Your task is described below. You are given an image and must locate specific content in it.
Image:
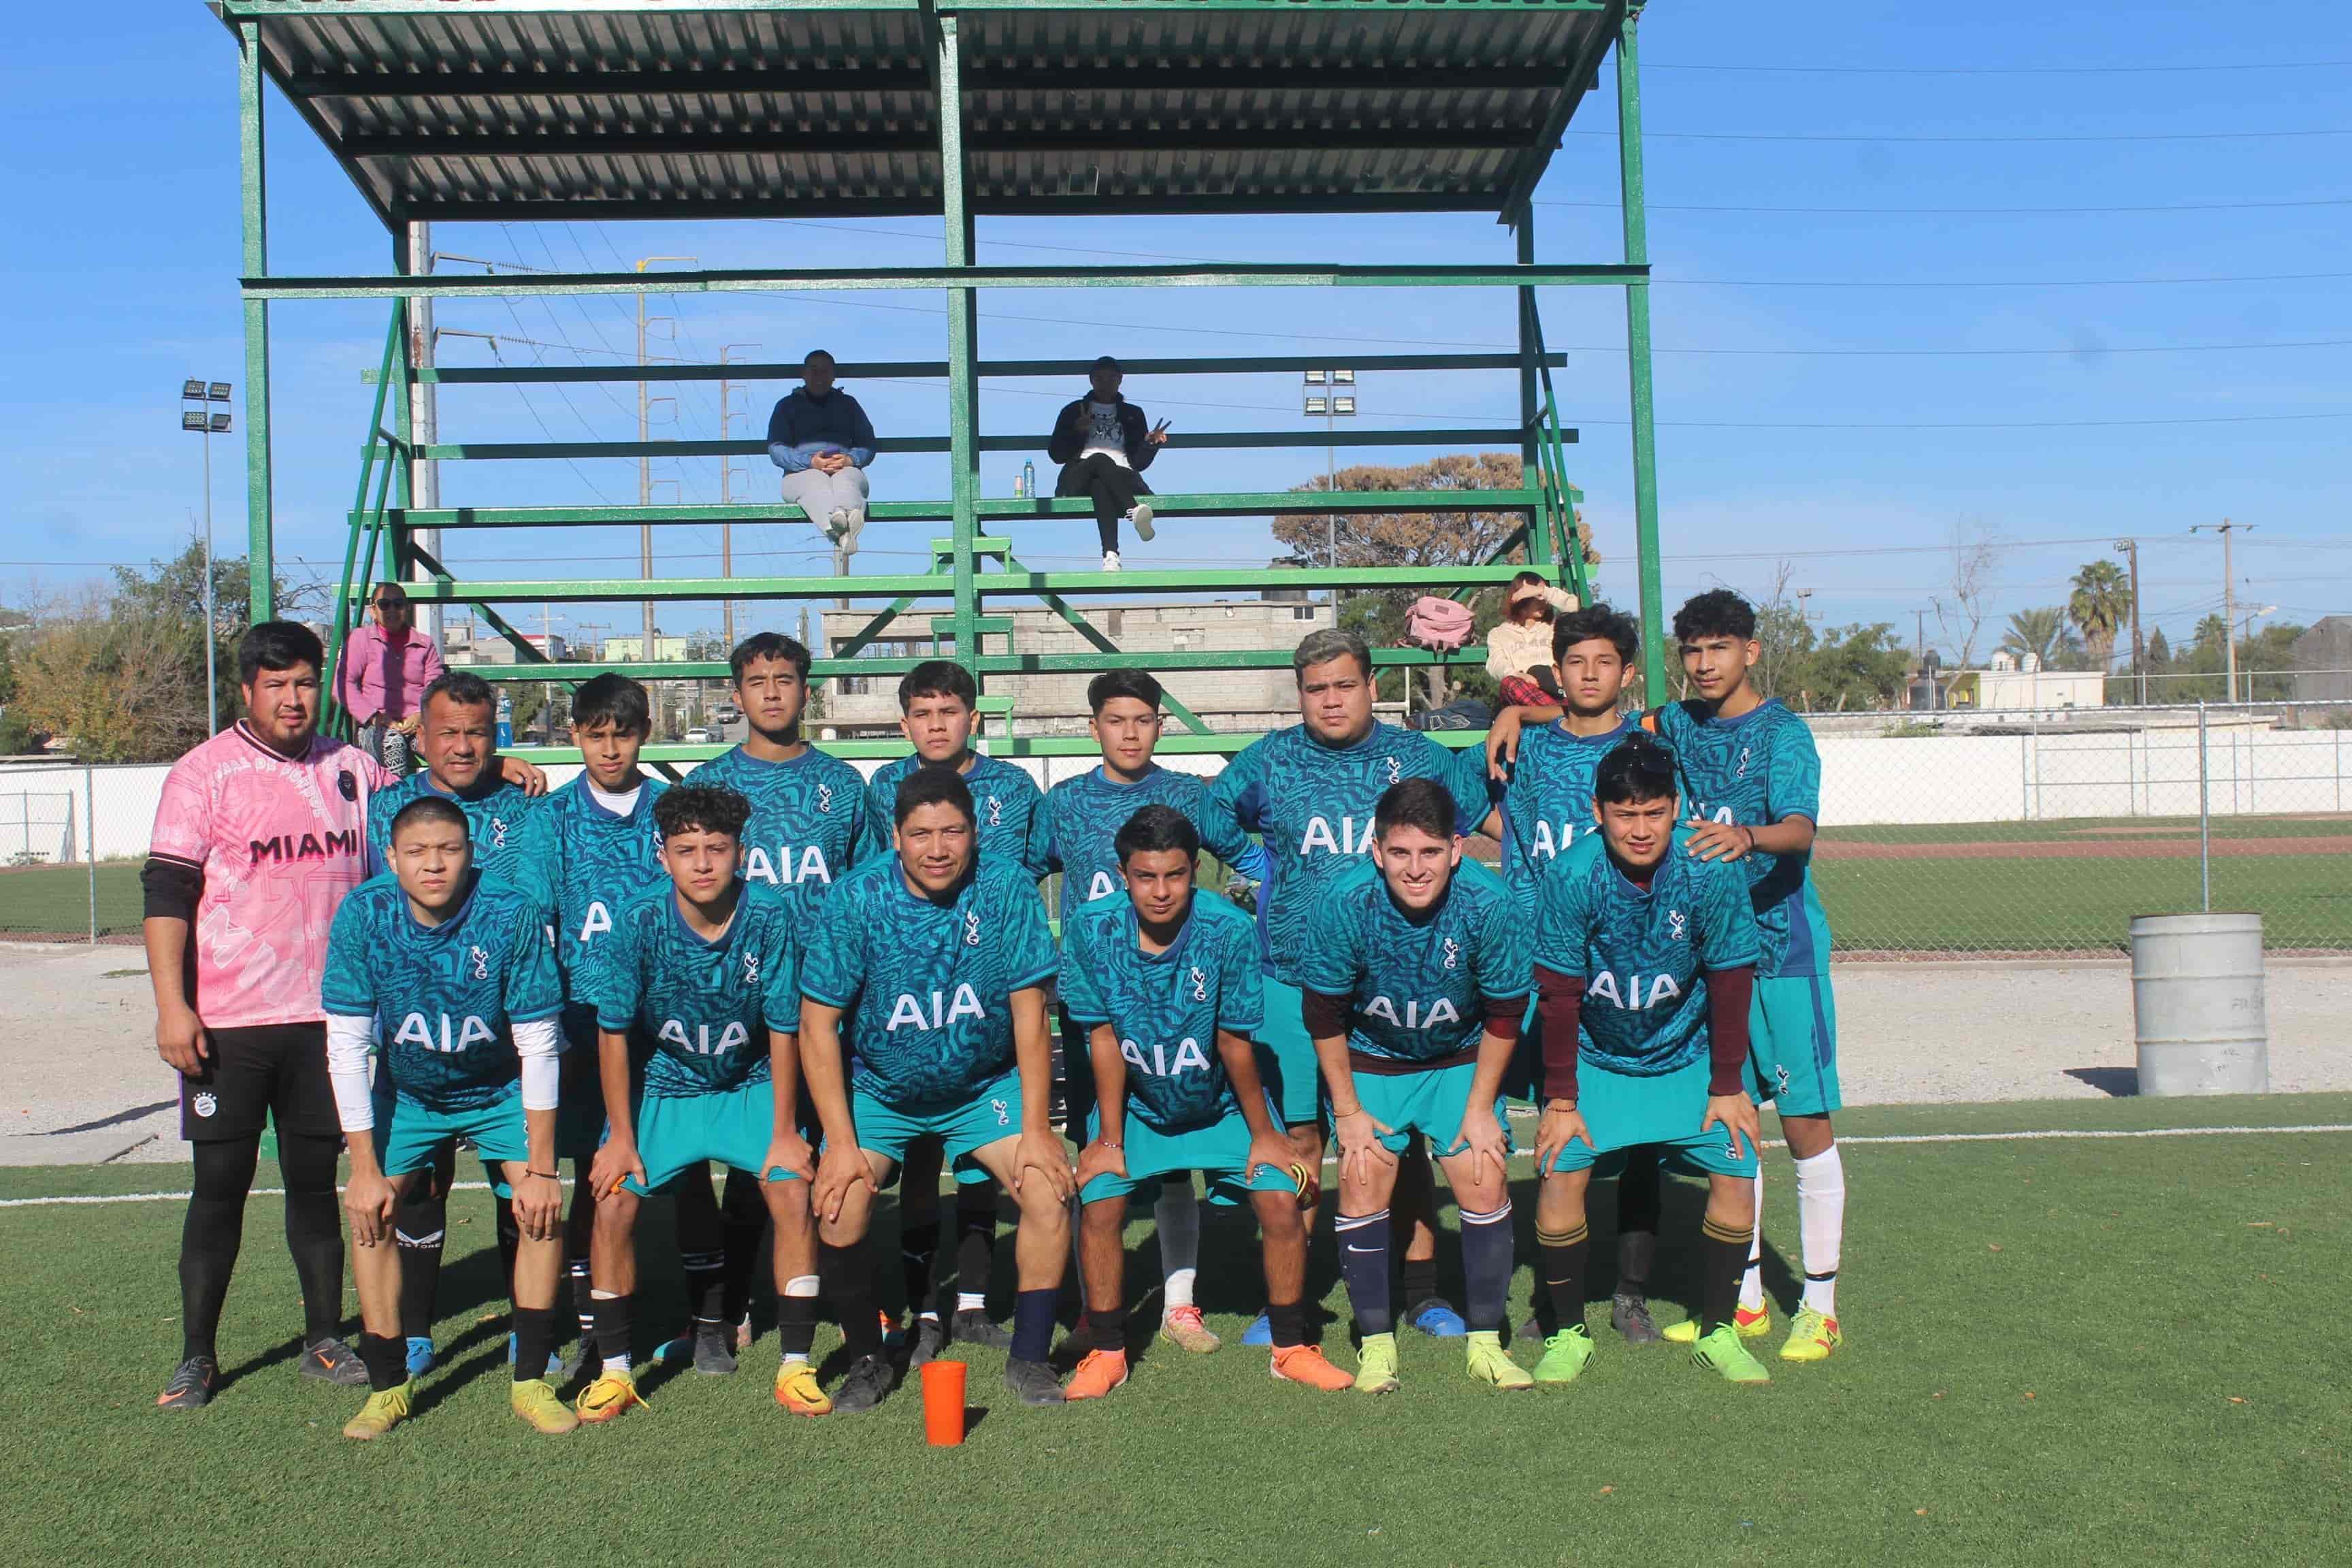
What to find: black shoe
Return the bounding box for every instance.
[952,1309,1013,1350]
[1612,1292,1662,1345]
[300,1336,370,1386]
[832,1354,896,1415]
[910,1316,949,1365]
[157,1355,218,1409]
[1004,1356,1065,1407]
[1518,1313,1546,1343]
[693,1324,739,1375]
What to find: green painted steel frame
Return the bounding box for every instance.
[242,0,1665,754]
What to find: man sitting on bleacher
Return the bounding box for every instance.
[767,349,877,573]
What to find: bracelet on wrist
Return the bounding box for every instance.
[525,1168,561,1181]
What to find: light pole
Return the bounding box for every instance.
[179,379,233,734]
[718,342,762,651]
[1303,369,1356,607]
[2114,538,2145,705]
[2233,604,2278,702]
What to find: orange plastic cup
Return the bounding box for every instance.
[921,1358,968,1447]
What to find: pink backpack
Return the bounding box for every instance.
[1405,595,1476,651]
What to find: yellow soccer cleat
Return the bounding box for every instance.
[1665,1302,1769,1344]
[774,1361,832,1417]
[574,1367,648,1424]
[1779,1306,1844,1362]
[341,1380,415,1441]
[1466,1330,1533,1391]
[510,1378,579,1435]
[1353,1331,1400,1394]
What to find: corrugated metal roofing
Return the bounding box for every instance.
[231,2,1615,225]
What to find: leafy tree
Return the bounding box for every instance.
[2146,627,2172,669]
[1999,606,2073,668]
[1796,622,1912,711]
[2067,559,2132,672]
[12,593,214,762]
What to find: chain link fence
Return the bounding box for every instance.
[5,702,2346,953]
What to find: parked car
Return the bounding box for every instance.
[683,726,715,745]
[714,704,742,725]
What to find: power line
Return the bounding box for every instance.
[1569,125,2352,144]
[1661,270,2352,288]
[1536,196,2352,216]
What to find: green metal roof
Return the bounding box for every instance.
[215,0,1619,227]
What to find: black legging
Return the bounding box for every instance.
[1055,454,1149,553]
[180,1131,345,1362]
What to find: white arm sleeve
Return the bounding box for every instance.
[514,1017,562,1112]
[325,1014,377,1133]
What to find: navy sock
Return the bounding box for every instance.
[1011,1288,1058,1364]
[1337,1209,1394,1336]
[1459,1200,1516,1332]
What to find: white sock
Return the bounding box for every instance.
[1793,1146,1846,1318]
[956,1292,985,1314]
[1737,1167,1765,1313]
[1156,1181,1201,1310]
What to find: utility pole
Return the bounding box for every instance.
[718,342,760,652]
[2114,537,2145,705]
[406,222,442,646]
[180,380,233,734]
[2191,519,2253,704]
[635,256,696,669]
[1303,370,1356,609]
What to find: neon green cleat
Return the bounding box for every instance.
[1780,1307,1843,1362]
[1533,1324,1598,1386]
[1665,1302,1769,1344]
[574,1367,648,1424]
[342,1380,415,1441]
[1354,1331,1400,1394]
[1690,1322,1771,1385]
[1466,1330,1533,1391]
[510,1377,579,1435]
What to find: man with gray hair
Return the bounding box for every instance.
[1203,627,1493,1344]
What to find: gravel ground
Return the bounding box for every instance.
[2,942,2346,1166]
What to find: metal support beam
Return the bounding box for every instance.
[938,14,984,702]
[1617,6,1667,702]
[377,351,1566,388]
[389,426,1544,463]
[1512,206,1554,573]
[238,23,274,623]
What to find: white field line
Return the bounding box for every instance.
[5,1122,2349,1209]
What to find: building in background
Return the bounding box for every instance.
[1946,652,2106,711]
[596,632,693,664]
[820,595,1336,738]
[2289,617,2352,702]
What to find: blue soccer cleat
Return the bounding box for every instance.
[1241,1311,1272,1346]
[404,1336,437,1378]
[1409,1298,1467,1337]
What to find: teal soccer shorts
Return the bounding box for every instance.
[1750,973,1842,1117]
[1077,1099,1298,1207]
[376,1081,529,1198]
[1539,1054,1759,1179]
[620,1075,789,1195]
[1350,1060,1510,1158]
[843,1071,1028,1175]
[1255,977,1325,1128]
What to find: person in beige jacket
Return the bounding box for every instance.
[1485,572,1581,706]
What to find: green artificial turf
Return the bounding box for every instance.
[6,1094,2346,1566]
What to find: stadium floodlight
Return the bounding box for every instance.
[181,411,208,431]
[1331,368,1355,386]
[178,377,233,735]
[1305,395,1329,416]
[1303,369,1328,385]
[207,382,233,402]
[181,378,206,400]
[1332,395,1356,416]
[209,413,232,433]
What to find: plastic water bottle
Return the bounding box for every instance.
[1022,459,1036,500]
[495,690,514,748]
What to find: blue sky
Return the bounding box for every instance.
[4,1,2347,662]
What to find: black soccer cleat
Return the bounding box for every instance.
[951,1309,1014,1351]
[831,1354,896,1415]
[692,1324,739,1375]
[1612,1292,1662,1345]
[910,1316,949,1365]
[1004,1356,1066,1407]
[157,1355,219,1409]
[300,1336,370,1386]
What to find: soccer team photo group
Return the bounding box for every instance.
[146,597,1846,1437]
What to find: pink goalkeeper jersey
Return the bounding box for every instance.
[149,723,392,1030]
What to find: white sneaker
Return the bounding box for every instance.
[1101,551,1122,572]
[1125,504,1155,542]
[824,506,849,541]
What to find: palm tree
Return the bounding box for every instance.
[1999,606,2069,668]
[2067,559,2132,672]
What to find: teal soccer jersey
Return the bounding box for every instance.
[1489,718,1633,910]
[508,774,668,1036]
[320,874,563,1111]
[365,772,540,882]
[860,751,1050,879]
[585,881,803,1099]
[1531,830,1761,1076]
[1205,722,1490,985]
[799,858,1058,1107]
[1294,858,1529,1064]
[1058,892,1264,1132]
[1043,765,1261,922]
[1652,698,1833,977]
[693,743,871,891]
